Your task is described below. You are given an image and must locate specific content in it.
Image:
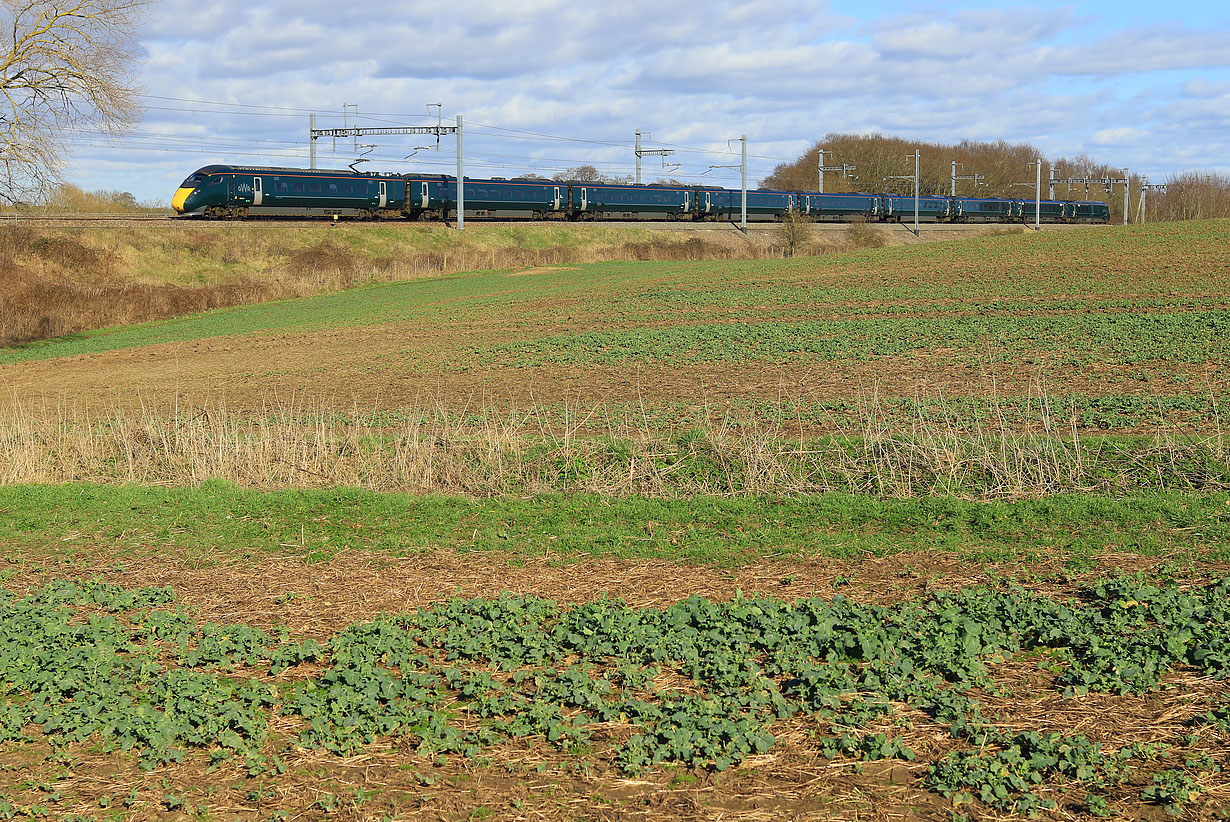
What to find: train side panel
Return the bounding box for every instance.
[801,193,879,220]
[573,183,691,220]
[1016,199,1067,223]
[955,198,1015,222]
[881,195,952,222]
[443,179,562,219]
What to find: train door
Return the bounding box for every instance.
[704,192,712,214]
[579,187,588,212]
[553,186,563,211]
[683,191,690,214]
[253,177,263,206]
[419,182,429,208]
[378,181,387,209]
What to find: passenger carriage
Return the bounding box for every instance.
[880,195,953,222]
[954,198,1016,223]
[1015,199,1067,223]
[173,165,404,219]
[799,193,880,220]
[698,188,794,221]
[570,183,692,220]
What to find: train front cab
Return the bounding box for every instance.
[172,164,233,215]
[172,170,207,214]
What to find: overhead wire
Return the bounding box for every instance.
[137,93,797,160]
[77,100,788,187]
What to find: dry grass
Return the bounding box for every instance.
[844,217,888,249]
[2,391,1224,499]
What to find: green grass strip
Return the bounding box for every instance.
[2,482,1227,567]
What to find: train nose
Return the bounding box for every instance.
[172,187,196,213]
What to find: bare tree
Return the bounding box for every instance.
[1,0,151,204]
[777,208,808,258]
[553,164,604,182]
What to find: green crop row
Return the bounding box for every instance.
[2,577,1229,816]
[495,309,1230,367]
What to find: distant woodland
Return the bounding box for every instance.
[762,133,1230,224]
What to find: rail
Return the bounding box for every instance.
[0,211,172,222]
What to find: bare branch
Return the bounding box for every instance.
[0,0,153,203]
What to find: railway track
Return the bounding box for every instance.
[2,212,1103,233]
[2,212,172,223]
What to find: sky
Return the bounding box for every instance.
[65,0,1230,204]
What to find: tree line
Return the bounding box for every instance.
[762,133,1230,224]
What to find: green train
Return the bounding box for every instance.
[172,164,1111,223]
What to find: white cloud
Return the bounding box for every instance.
[1091,127,1150,145]
[56,1,1230,201]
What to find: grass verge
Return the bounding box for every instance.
[3,482,1228,567]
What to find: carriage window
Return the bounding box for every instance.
[292,181,304,194]
[308,182,321,194]
[277,181,289,193]
[328,183,338,195]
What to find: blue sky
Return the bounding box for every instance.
[66,0,1230,203]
